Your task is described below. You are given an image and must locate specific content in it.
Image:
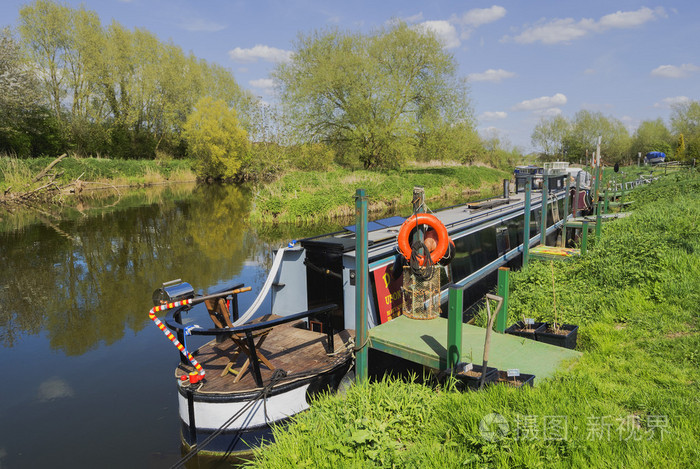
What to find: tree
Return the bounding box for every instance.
[567,110,630,164]
[274,22,473,169]
[0,27,52,156]
[670,101,700,161]
[531,115,570,161]
[629,119,674,160]
[183,97,249,179]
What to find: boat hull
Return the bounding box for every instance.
[177,356,352,455]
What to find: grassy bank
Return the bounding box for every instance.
[0,155,196,193]
[249,171,700,468]
[251,165,509,223]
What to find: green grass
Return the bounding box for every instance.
[0,155,196,192]
[248,171,700,468]
[250,165,509,223]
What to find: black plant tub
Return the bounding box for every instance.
[492,370,535,388]
[452,363,498,390]
[505,321,546,341]
[536,323,579,349]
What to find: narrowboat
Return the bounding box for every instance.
[150,174,571,457]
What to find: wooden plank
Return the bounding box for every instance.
[529,245,580,260]
[369,315,581,381]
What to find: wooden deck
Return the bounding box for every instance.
[369,315,581,381]
[176,315,354,394]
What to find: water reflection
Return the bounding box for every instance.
[0,184,265,355]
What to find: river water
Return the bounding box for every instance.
[0,184,339,468]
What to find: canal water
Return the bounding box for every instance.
[0,184,337,468]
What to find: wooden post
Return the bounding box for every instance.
[495,267,509,333]
[355,189,369,383]
[447,286,463,370]
[523,177,532,268]
[581,221,589,255]
[540,172,549,246]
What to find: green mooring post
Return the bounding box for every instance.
[354,188,368,383]
[523,176,532,268]
[495,267,510,333]
[581,221,589,255]
[596,201,602,240]
[573,172,581,218]
[540,172,549,246]
[447,287,463,370]
[603,189,609,214]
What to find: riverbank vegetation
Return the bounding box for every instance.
[251,164,509,223]
[249,171,700,467]
[0,155,194,198]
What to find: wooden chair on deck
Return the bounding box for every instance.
[204,298,275,383]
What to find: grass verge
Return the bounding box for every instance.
[248,171,700,468]
[250,165,509,223]
[0,155,196,193]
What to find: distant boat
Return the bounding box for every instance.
[645,151,666,165]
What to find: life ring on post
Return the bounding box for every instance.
[398,213,449,266]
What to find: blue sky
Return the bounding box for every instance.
[2,1,698,151]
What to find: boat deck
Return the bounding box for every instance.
[369,315,581,381]
[176,315,354,394]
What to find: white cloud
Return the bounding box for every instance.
[534,108,563,117]
[651,63,699,78]
[457,6,507,27]
[181,18,226,32]
[229,45,292,63]
[654,96,690,108]
[249,78,274,92]
[598,7,666,29]
[480,111,508,121]
[468,68,516,83]
[504,7,665,45]
[419,20,460,49]
[401,12,425,23]
[513,93,567,111]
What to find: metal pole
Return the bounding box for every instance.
[355,189,368,383]
[596,201,602,240]
[540,171,549,246]
[581,221,588,255]
[447,287,462,370]
[523,177,531,268]
[495,267,510,333]
[573,172,581,218]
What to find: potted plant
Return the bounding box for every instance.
[492,369,535,388]
[536,262,578,349]
[505,317,546,340]
[452,362,498,390]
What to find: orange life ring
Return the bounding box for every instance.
[398,213,449,266]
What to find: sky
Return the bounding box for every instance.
[1,0,699,152]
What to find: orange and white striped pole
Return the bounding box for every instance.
[148,299,205,378]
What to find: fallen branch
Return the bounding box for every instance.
[32,153,67,183]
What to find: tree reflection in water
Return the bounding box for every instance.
[0,184,266,355]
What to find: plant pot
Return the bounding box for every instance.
[492,370,535,388]
[536,323,578,349]
[452,363,498,390]
[504,321,546,341]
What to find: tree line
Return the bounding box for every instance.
[3,0,695,181]
[531,105,700,165]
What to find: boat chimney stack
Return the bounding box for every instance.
[502,179,510,200]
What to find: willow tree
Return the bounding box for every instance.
[273,22,472,169]
[184,97,249,179]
